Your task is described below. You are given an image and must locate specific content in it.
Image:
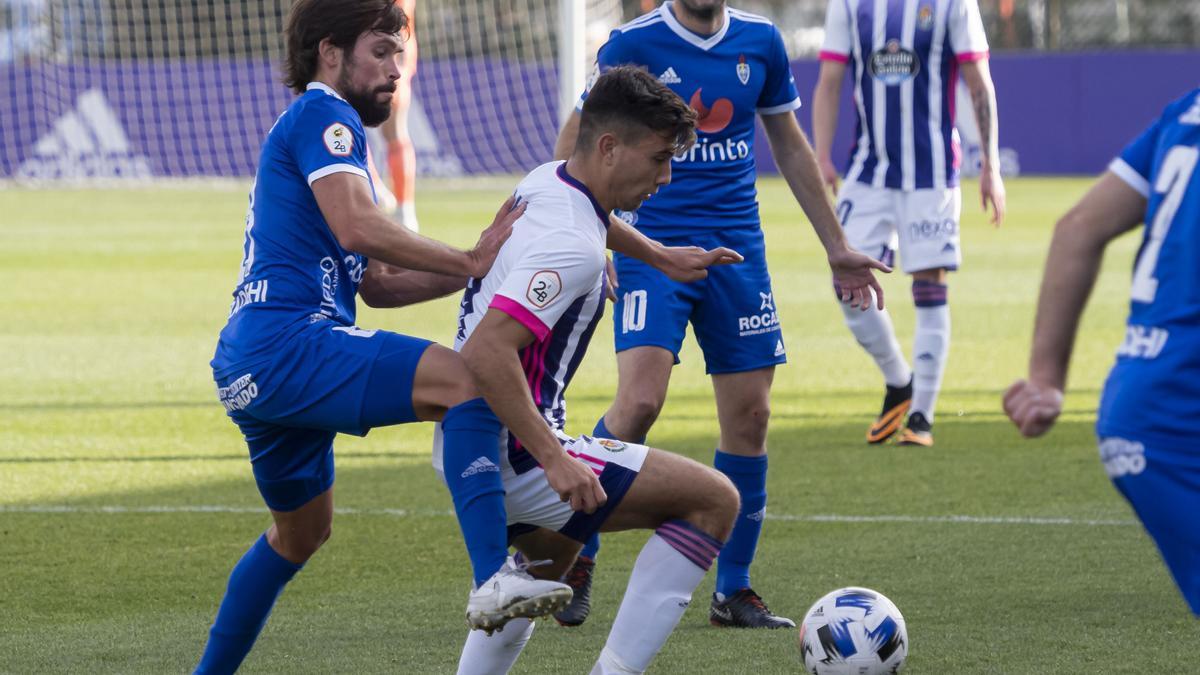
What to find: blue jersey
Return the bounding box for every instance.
[1098,88,1200,446]
[213,82,374,371]
[580,2,801,237]
[820,0,990,190]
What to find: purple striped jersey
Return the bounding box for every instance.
[820,0,989,190]
[452,161,607,473]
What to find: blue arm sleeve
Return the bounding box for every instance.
[289,98,369,186]
[577,30,636,110]
[757,26,801,113]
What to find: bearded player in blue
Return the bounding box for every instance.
[552,0,890,628]
[1005,88,1200,617]
[192,1,614,671]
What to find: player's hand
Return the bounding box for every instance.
[543,452,607,514]
[980,166,1006,227]
[603,255,618,302]
[829,246,890,311]
[656,246,743,283]
[467,196,525,278]
[818,156,840,194]
[1002,379,1063,438]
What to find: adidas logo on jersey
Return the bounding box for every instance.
[658,67,682,84]
[461,456,499,478]
[774,339,786,357]
[17,88,153,181]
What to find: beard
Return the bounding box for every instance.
[337,66,394,127]
[676,0,723,21]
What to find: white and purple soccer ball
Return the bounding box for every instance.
[797,587,908,675]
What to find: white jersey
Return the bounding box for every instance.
[442,161,608,474]
[819,0,989,191]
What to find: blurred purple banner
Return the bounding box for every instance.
[3,50,1197,181]
[772,50,1200,177]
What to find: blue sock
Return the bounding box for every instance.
[592,415,646,445]
[713,450,768,597]
[195,534,303,674]
[442,398,509,587]
[580,532,601,560]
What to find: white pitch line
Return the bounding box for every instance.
[0,505,1137,526]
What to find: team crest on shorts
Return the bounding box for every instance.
[736,54,750,85]
[598,438,626,452]
[526,270,562,308]
[323,123,352,156]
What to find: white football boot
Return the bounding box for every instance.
[466,557,573,633]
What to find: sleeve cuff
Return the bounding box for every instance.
[819,50,850,64]
[758,98,803,115]
[1108,158,1150,198]
[490,294,552,342]
[307,163,368,185]
[956,51,989,63]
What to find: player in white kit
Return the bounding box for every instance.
[813,0,1006,446]
[435,66,867,675]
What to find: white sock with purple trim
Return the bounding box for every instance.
[590,520,723,674]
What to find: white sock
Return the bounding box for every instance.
[912,303,950,421]
[590,532,712,674]
[840,302,911,387]
[456,618,535,675]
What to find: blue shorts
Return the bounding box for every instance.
[213,320,432,512]
[612,229,785,375]
[1099,433,1200,616]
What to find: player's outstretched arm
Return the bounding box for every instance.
[961,58,1005,226]
[1003,172,1146,437]
[313,173,523,278]
[357,260,467,308]
[461,310,607,513]
[606,214,743,283]
[760,112,891,310]
[812,59,848,192]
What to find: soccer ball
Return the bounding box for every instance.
[797,587,908,674]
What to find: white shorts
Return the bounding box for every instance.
[835,181,962,274]
[434,429,650,543]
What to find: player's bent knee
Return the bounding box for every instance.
[618,395,665,435]
[703,471,740,540]
[672,462,739,541]
[270,523,331,563]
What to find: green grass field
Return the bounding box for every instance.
[1,177,1194,674]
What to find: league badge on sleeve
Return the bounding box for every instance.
[526,270,562,308]
[323,123,353,156]
[736,54,750,86]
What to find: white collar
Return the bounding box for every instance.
[306,81,346,102]
[660,1,731,51]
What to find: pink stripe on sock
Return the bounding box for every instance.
[655,521,723,571]
[656,531,714,570]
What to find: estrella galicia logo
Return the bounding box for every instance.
[869,40,920,86]
[525,270,562,308]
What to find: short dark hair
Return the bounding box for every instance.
[577,65,697,154]
[282,0,408,95]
